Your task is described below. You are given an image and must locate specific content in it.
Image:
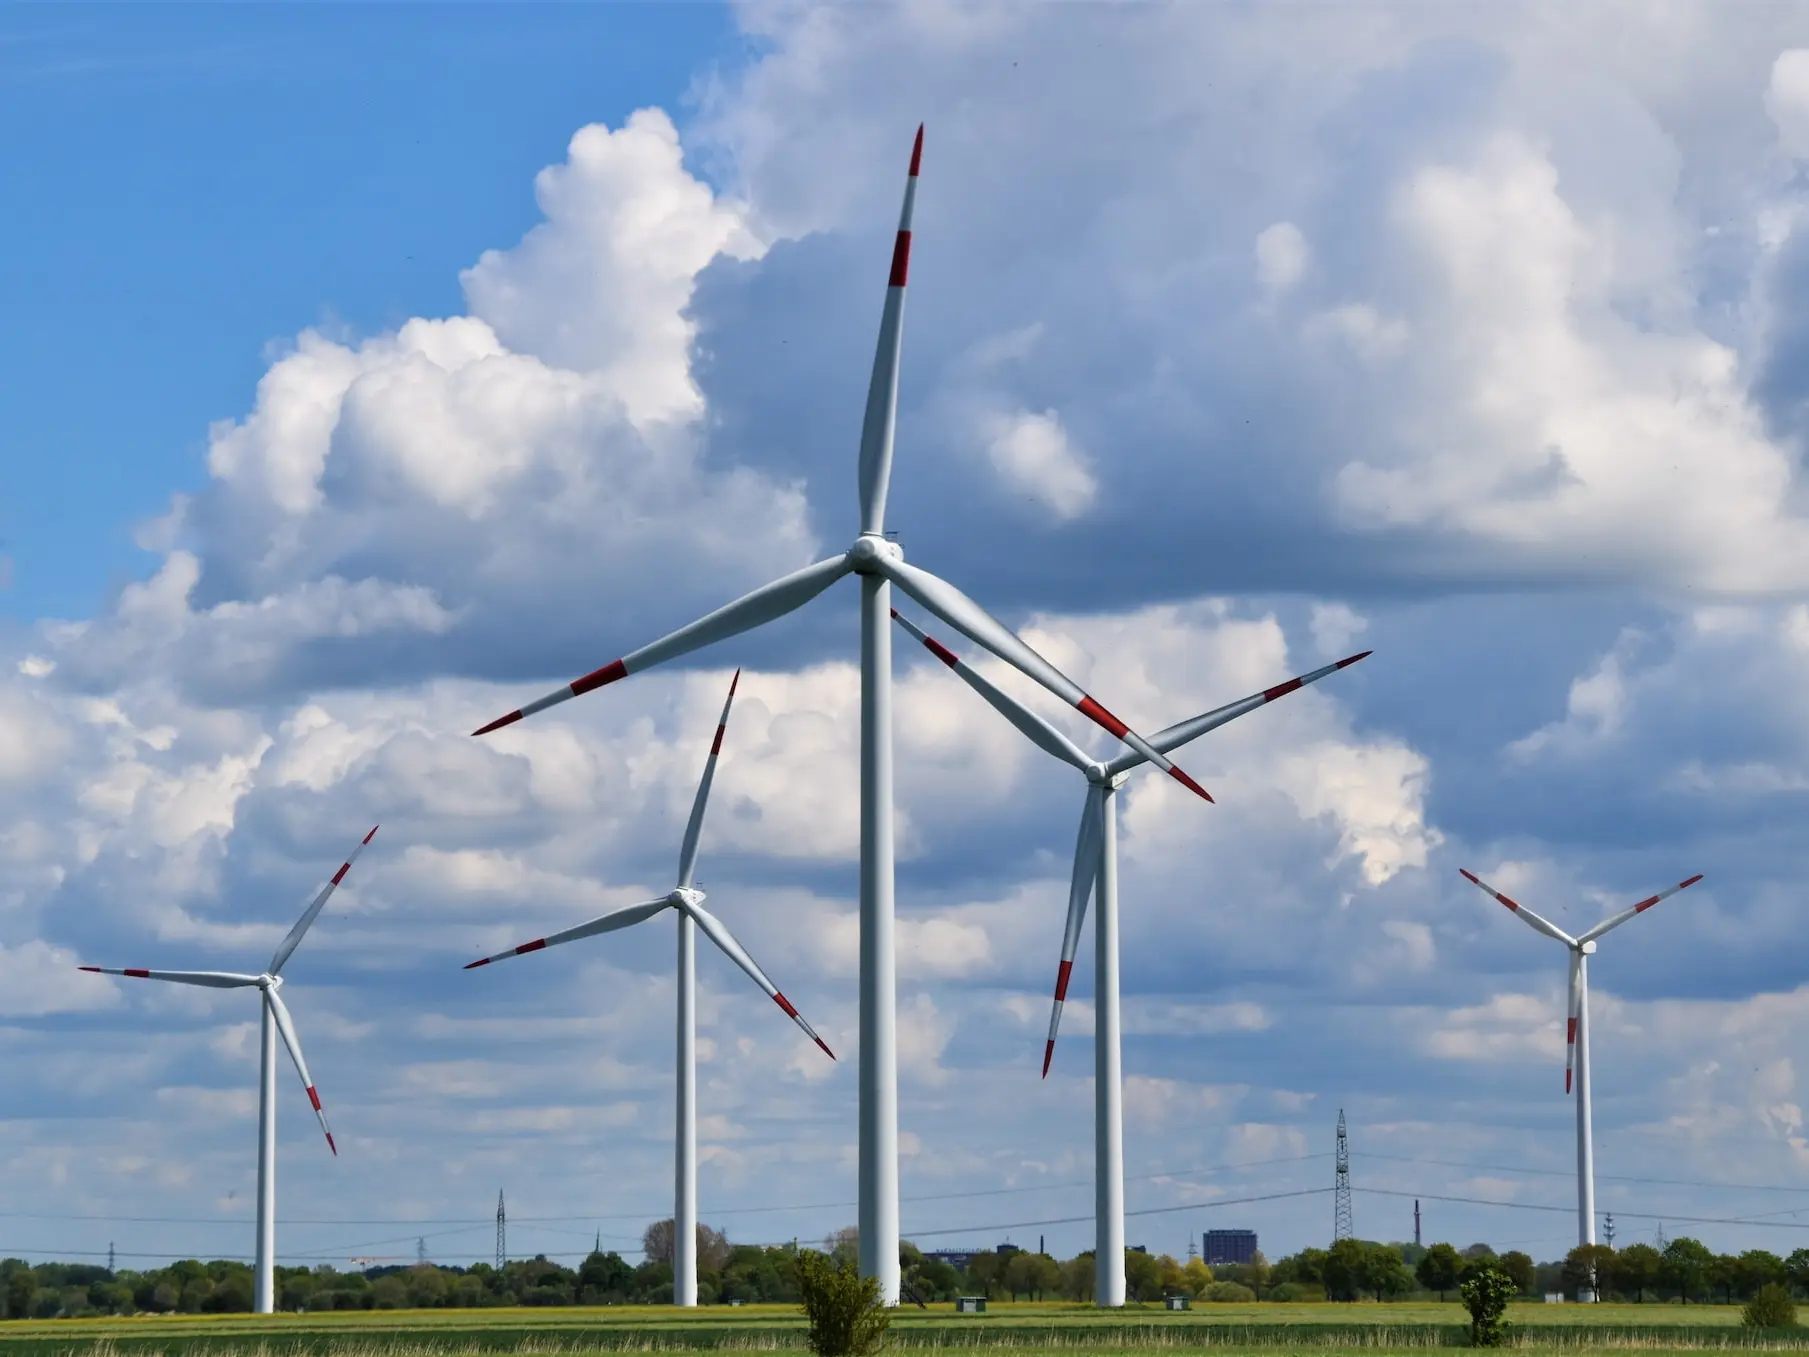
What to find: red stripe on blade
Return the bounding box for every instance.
[125,969,150,978]
[472,710,523,737]
[463,958,491,970]
[515,939,547,956]
[331,862,351,885]
[1053,960,1074,1002]
[908,125,923,177]
[1337,651,1373,668]
[1566,1017,1577,1044]
[571,658,629,697]
[1042,1040,1056,1079]
[814,1036,837,1061]
[1263,677,1304,702]
[888,231,912,288]
[1680,873,1704,888]
[711,724,728,756]
[774,993,800,1019]
[78,966,101,973]
[307,1086,323,1112]
[925,637,958,668]
[1075,696,1129,739]
[728,668,741,697]
[1167,765,1215,803]
[1632,894,1661,912]
[326,1132,337,1156]
[1566,1071,1573,1094]
[363,826,380,845]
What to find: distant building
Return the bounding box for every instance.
[1204,1229,1258,1267]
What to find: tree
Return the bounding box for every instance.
[1497,1252,1535,1296]
[1734,1250,1786,1300]
[795,1251,890,1357]
[1356,1242,1414,1302]
[1562,1245,1615,1301]
[1416,1244,1462,1301]
[824,1227,860,1269]
[643,1219,732,1270]
[1744,1282,1798,1329]
[1611,1243,1661,1303]
[1660,1238,1715,1303]
[1124,1249,1164,1302]
[1460,1265,1516,1347]
[1323,1239,1366,1302]
[1181,1258,1213,1296]
[1061,1252,1094,1303]
[1787,1248,1809,1299]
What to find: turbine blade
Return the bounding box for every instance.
[269,826,380,976]
[1106,652,1373,774]
[471,556,849,736]
[1565,950,1581,1096]
[891,608,1091,772]
[1045,785,1104,1078]
[1457,869,1576,946]
[677,671,740,890]
[76,967,261,988]
[265,988,336,1156]
[1577,874,1704,945]
[684,899,835,1060]
[858,124,922,535]
[876,557,1213,803]
[463,898,672,969]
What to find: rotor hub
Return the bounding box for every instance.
[672,887,705,909]
[846,533,903,573]
[1579,940,1597,955]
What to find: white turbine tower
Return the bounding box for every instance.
[78,826,377,1313]
[465,670,833,1307]
[468,127,1213,1301]
[1458,865,1702,1288]
[892,607,1367,1306]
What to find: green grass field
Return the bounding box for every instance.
[0,1302,1800,1357]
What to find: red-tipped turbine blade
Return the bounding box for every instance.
[471,556,847,736]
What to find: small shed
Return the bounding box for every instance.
[1165,1296,1191,1311]
[956,1296,988,1314]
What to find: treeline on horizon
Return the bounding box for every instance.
[0,1225,1803,1318]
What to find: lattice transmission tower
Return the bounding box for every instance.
[496,1191,507,1269]
[1333,1109,1354,1241]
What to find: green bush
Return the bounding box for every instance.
[795,1250,891,1357]
[1459,1264,1516,1347]
[1265,1281,1318,1302]
[1744,1282,1798,1329]
[1201,1280,1257,1302]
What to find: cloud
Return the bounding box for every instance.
[983,409,1097,521]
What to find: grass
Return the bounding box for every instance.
[0,1303,1801,1357]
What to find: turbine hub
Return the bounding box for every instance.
[672,887,704,909]
[1580,940,1597,955]
[846,533,903,573]
[260,973,280,990]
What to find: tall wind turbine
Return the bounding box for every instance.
[893,607,1367,1306]
[465,671,833,1307]
[78,827,377,1313]
[468,127,1212,1300]
[1458,866,1701,1279]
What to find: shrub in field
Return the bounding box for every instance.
[1201,1281,1256,1302]
[1265,1282,1314,1302]
[1743,1282,1798,1329]
[1459,1264,1516,1347]
[795,1249,891,1357]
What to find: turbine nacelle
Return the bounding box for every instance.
[670,887,706,911]
[1576,939,1597,956]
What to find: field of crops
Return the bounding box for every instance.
[0,1302,1801,1357]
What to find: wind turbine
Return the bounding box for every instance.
[892,607,1367,1306]
[78,826,377,1313]
[468,127,1213,1300]
[465,670,833,1307]
[1458,865,1702,1283]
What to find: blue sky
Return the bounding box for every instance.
[9,1,1809,1276]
